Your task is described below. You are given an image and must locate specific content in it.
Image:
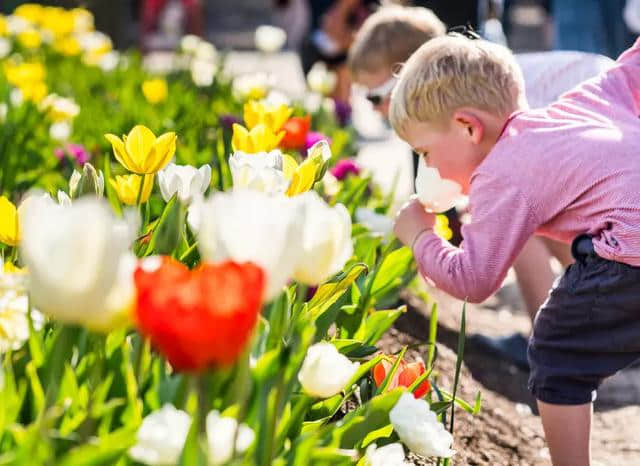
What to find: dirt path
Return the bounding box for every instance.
[379,286,640,465]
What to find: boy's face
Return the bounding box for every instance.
[354,69,395,118]
[403,117,485,194]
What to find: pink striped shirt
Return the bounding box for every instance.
[414,37,640,303]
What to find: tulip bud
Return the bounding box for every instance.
[70,163,104,199]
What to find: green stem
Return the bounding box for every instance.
[134,337,150,389]
[136,173,147,207]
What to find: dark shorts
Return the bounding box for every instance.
[528,235,640,405]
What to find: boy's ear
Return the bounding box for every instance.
[452,110,484,144]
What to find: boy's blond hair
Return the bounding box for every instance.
[348,5,446,75]
[389,35,526,138]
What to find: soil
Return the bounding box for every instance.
[378,285,640,465]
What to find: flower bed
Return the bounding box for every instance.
[0,5,476,465]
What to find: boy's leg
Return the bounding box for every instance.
[537,401,592,466]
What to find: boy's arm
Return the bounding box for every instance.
[412,174,539,303]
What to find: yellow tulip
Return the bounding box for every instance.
[110,174,154,205]
[19,81,48,104]
[40,7,75,38]
[142,78,168,104]
[0,15,7,36]
[3,262,26,274]
[243,100,292,133]
[14,4,45,24]
[4,62,46,87]
[282,154,319,197]
[231,123,284,154]
[434,214,453,241]
[0,196,19,246]
[53,37,82,56]
[17,29,42,49]
[71,8,94,33]
[104,125,177,174]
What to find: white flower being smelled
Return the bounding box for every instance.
[389,393,455,458]
[307,62,337,96]
[19,197,137,331]
[194,189,304,300]
[355,207,394,236]
[157,163,211,204]
[254,25,287,53]
[49,121,72,141]
[365,443,409,466]
[190,58,218,87]
[298,342,359,398]
[206,411,255,465]
[293,192,352,285]
[228,150,289,195]
[129,404,191,466]
[415,158,462,213]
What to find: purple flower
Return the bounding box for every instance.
[54,147,65,160]
[66,143,91,165]
[304,131,331,153]
[330,158,360,181]
[333,99,352,126]
[219,114,241,130]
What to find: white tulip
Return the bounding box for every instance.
[190,58,218,87]
[19,197,137,331]
[195,189,304,300]
[129,404,191,466]
[415,159,462,213]
[7,15,30,35]
[255,25,287,53]
[355,207,394,236]
[298,342,359,398]
[232,72,273,101]
[389,393,455,458]
[49,121,72,141]
[293,192,352,285]
[181,34,202,54]
[0,38,11,59]
[57,190,72,206]
[99,51,120,72]
[229,150,289,195]
[206,411,255,465]
[40,94,80,120]
[195,41,218,63]
[365,443,409,466]
[157,163,211,204]
[307,62,337,96]
[0,288,43,355]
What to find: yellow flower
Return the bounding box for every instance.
[110,174,155,205]
[40,7,74,38]
[231,123,284,154]
[14,4,45,24]
[104,125,177,174]
[4,62,45,87]
[434,214,453,241]
[17,28,41,49]
[71,8,94,33]
[142,78,168,104]
[3,262,25,274]
[0,196,19,246]
[53,36,81,56]
[243,100,292,133]
[282,154,319,197]
[0,15,7,36]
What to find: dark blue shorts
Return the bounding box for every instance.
[528,235,640,405]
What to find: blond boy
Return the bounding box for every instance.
[391,34,640,466]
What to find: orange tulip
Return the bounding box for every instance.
[280,115,311,150]
[373,357,431,398]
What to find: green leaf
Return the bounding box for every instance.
[57,427,138,466]
[307,263,368,321]
[361,306,406,346]
[450,302,466,433]
[361,423,394,448]
[144,194,185,256]
[369,247,413,299]
[427,303,438,372]
[376,346,407,395]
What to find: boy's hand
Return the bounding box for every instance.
[394,195,436,248]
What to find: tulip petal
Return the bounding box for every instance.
[148,132,177,173]
[125,125,157,172]
[105,133,138,173]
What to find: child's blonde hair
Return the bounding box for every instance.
[389,35,526,138]
[348,5,446,75]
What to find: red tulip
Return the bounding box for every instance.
[134,257,265,372]
[373,357,431,398]
[280,115,311,150]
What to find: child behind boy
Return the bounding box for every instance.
[391,34,640,466]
